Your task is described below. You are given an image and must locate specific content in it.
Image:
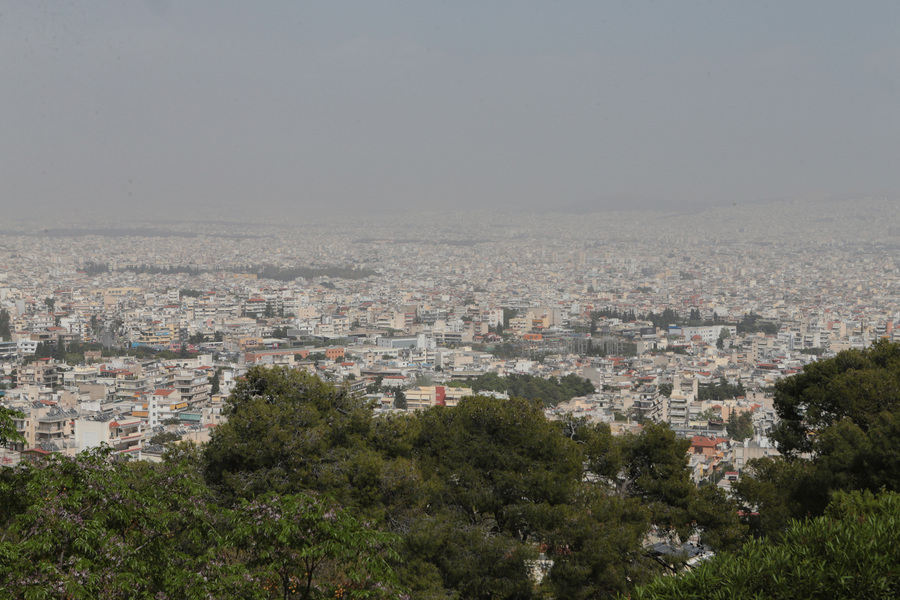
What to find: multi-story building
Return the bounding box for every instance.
[173,370,211,407]
[17,359,60,387]
[75,414,144,456]
[632,385,664,423]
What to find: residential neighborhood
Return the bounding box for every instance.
[3,205,899,488]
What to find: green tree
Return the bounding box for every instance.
[716,327,730,349]
[0,449,228,598]
[392,389,406,410]
[602,422,745,551]
[502,308,518,330]
[406,396,584,598]
[0,309,11,340]
[209,368,222,395]
[401,509,538,600]
[229,492,401,600]
[616,424,695,534]
[736,312,779,335]
[0,406,24,446]
[732,456,820,539]
[696,377,745,401]
[540,489,654,599]
[0,446,405,599]
[414,395,582,533]
[726,410,754,442]
[150,431,181,446]
[772,339,900,457]
[203,366,375,502]
[631,489,900,600]
[733,341,900,538]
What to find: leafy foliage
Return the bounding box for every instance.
[460,372,595,407]
[726,410,754,442]
[0,450,226,599]
[735,341,900,538]
[200,367,747,598]
[149,431,181,446]
[204,367,375,502]
[228,493,401,600]
[0,448,403,600]
[696,377,745,401]
[0,308,11,340]
[2,366,764,598]
[735,312,779,335]
[0,406,24,446]
[630,489,900,600]
[256,265,378,281]
[773,339,900,456]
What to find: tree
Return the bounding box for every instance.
[502,307,518,330]
[414,395,582,532]
[209,368,221,395]
[0,309,11,340]
[0,449,228,598]
[203,366,375,502]
[615,424,696,535]
[631,489,900,600]
[0,447,404,599]
[716,327,731,349]
[229,493,401,600]
[0,406,24,447]
[579,421,744,551]
[392,389,406,410]
[726,410,754,442]
[150,431,181,446]
[407,396,586,598]
[540,490,655,599]
[736,312,779,335]
[400,509,537,600]
[772,339,900,457]
[733,341,900,538]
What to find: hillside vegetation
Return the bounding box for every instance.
[3,343,900,598]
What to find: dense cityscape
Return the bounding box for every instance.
[4,0,900,596]
[2,198,899,464]
[2,199,900,597]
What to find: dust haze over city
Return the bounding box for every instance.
[4,2,900,599]
[3,1,899,228]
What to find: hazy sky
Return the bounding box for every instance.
[2,1,899,220]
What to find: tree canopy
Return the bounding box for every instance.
[17,352,900,598]
[198,366,743,599]
[457,371,596,407]
[631,489,900,600]
[735,340,900,538]
[0,447,401,600]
